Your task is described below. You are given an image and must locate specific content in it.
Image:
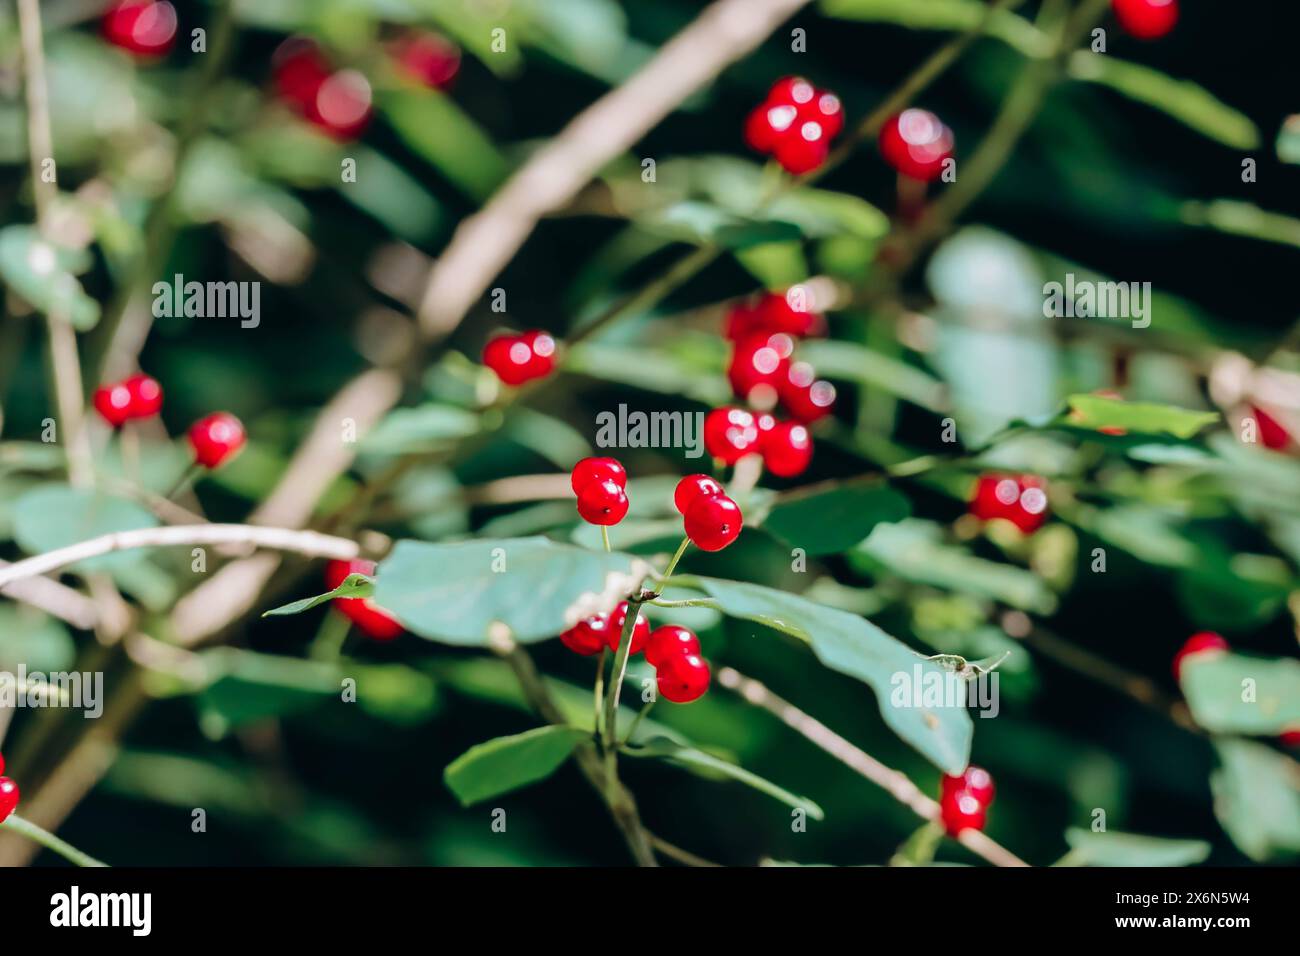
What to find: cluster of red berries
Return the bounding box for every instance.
[968,474,1049,534]
[745,76,845,175]
[0,754,18,825]
[878,109,955,183]
[712,289,834,478]
[102,1,177,58]
[675,473,743,551]
[938,765,995,835]
[325,559,403,641]
[560,609,711,704]
[1112,0,1178,40]
[93,373,163,428]
[482,330,557,387]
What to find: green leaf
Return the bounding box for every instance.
[444,726,589,806]
[852,520,1058,614]
[361,404,480,455]
[1181,200,1300,251]
[262,574,374,618]
[683,575,972,773]
[1180,653,1300,735]
[0,226,101,330]
[733,241,809,288]
[1068,52,1259,150]
[377,89,509,202]
[334,145,444,242]
[797,339,949,412]
[0,605,76,671]
[1062,828,1211,867]
[819,0,1049,56]
[13,485,159,572]
[194,650,341,735]
[1063,394,1219,439]
[763,482,910,556]
[373,537,649,646]
[1277,115,1300,164]
[1211,738,1300,862]
[627,736,824,819]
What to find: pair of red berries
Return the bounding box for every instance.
[571,457,629,527]
[879,109,955,183]
[703,408,812,479]
[273,38,373,140]
[938,765,995,835]
[560,600,649,656]
[675,474,743,551]
[745,77,845,175]
[968,474,1049,534]
[325,559,403,641]
[102,1,177,58]
[93,373,163,428]
[0,753,17,824]
[482,330,557,387]
[1112,0,1178,40]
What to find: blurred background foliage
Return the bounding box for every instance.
[0,0,1298,866]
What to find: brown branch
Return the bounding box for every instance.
[716,666,1029,867]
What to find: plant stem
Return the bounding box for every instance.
[654,536,691,595]
[164,462,203,501]
[622,698,655,747]
[1,815,107,867]
[647,832,722,867]
[593,648,607,738]
[308,610,352,662]
[602,598,642,754]
[600,525,611,553]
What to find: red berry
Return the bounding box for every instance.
[683,493,743,552]
[774,120,830,175]
[656,652,711,703]
[1172,632,1229,681]
[571,457,627,495]
[723,302,762,341]
[939,787,986,835]
[942,766,995,806]
[762,421,813,477]
[518,329,557,381]
[1251,405,1291,451]
[645,625,701,668]
[188,412,246,469]
[605,602,651,655]
[703,407,760,464]
[93,382,133,428]
[1280,727,1300,747]
[273,37,331,109]
[0,777,17,823]
[879,109,954,182]
[758,289,825,337]
[779,362,837,422]
[744,104,797,153]
[560,615,609,656]
[390,31,461,90]
[482,334,534,386]
[673,474,724,515]
[306,69,372,140]
[325,559,402,641]
[728,333,792,402]
[806,91,844,139]
[0,752,4,775]
[123,373,163,419]
[768,76,817,109]
[576,477,629,526]
[1111,0,1178,40]
[102,1,177,58]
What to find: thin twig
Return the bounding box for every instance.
[647,832,723,867]
[716,666,1029,867]
[0,815,108,867]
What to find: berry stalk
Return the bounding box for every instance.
[0,815,107,868]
